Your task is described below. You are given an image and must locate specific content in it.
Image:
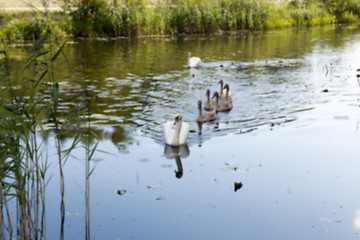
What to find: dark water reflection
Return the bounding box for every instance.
[5,25,360,239]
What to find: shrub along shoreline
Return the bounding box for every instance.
[0,0,360,41]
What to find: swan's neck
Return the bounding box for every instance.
[198,106,202,116]
[207,93,210,103]
[173,119,182,145]
[220,83,223,96]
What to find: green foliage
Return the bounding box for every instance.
[71,0,111,37]
[347,0,360,16]
[1,0,360,40]
[322,0,360,22]
[288,1,335,26]
[0,12,70,41]
[340,10,359,23]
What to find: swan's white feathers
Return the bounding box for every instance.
[164,117,189,146]
[164,121,175,145]
[179,122,189,145]
[188,52,201,68]
[188,57,201,68]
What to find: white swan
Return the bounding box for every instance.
[164,113,189,146]
[188,52,201,68]
[197,100,216,123]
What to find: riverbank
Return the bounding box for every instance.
[0,0,360,41]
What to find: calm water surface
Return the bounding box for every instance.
[9,26,360,239]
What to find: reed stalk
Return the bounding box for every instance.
[0,7,85,238]
[79,64,99,240]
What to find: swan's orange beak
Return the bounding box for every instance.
[174,118,178,125]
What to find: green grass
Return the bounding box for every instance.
[0,0,360,40]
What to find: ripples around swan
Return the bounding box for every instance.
[98,55,357,147]
[34,27,360,148]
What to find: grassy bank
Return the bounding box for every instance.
[0,0,360,40]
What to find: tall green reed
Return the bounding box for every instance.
[1,0,359,41]
[0,33,52,238]
[68,0,358,38]
[78,65,99,240]
[0,17,94,240]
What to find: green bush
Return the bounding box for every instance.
[71,0,113,37]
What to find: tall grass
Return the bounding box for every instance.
[68,0,360,38]
[0,38,51,239]
[0,0,359,40]
[0,15,98,240]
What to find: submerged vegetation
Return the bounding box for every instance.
[0,0,360,40]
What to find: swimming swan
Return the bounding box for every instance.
[164,113,189,146]
[204,89,216,111]
[197,100,216,122]
[223,84,233,103]
[219,80,232,101]
[213,92,233,112]
[188,52,201,68]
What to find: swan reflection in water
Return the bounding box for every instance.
[189,67,200,78]
[164,144,190,178]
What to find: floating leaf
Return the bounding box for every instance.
[234,182,243,192]
[319,217,341,224]
[155,196,166,201]
[147,183,163,189]
[117,189,127,196]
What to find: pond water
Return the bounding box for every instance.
[6,25,360,239]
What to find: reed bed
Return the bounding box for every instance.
[70,0,338,37]
[0,20,99,238]
[0,0,360,40]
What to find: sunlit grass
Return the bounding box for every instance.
[0,0,359,40]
